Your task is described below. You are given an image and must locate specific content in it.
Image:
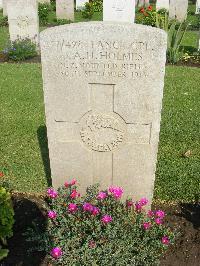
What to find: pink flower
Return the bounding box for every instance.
[162,236,170,245]
[50,247,62,259]
[64,179,76,188]
[70,179,77,185]
[138,197,148,206]
[101,215,112,224]
[97,191,107,200]
[92,207,100,216]
[83,203,93,212]
[143,222,152,230]
[70,189,80,199]
[135,202,142,212]
[155,218,163,225]
[64,181,70,188]
[147,210,154,218]
[109,186,123,199]
[126,200,134,208]
[47,188,58,199]
[88,240,96,248]
[48,210,57,219]
[155,210,165,219]
[68,203,77,213]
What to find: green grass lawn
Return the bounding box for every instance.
[0,64,199,202]
[0,64,48,192]
[181,31,199,52]
[155,66,200,202]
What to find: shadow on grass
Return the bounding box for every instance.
[2,196,48,266]
[37,126,52,187]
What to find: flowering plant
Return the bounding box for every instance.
[0,187,14,261]
[28,181,174,265]
[136,5,168,28]
[2,38,37,62]
[137,5,157,26]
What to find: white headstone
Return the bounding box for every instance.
[196,0,200,14]
[137,0,149,7]
[169,0,188,22]
[56,0,74,21]
[76,0,88,10]
[0,0,2,9]
[7,0,39,45]
[103,0,135,23]
[2,0,7,16]
[40,22,167,204]
[156,0,169,11]
[137,0,144,7]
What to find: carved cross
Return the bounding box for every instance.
[54,83,151,185]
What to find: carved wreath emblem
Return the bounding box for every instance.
[80,112,126,152]
[17,16,30,29]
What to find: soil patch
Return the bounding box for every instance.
[1,194,200,266]
[175,61,200,68]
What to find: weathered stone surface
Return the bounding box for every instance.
[156,0,169,11]
[56,0,74,21]
[136,0,149,7]
[137,0,143,7]
[7,0,39,44]
[103,0,135,23]
[2,0,7,16]
[169,0,188,22]
[76,0,88,10]
[196,0,200,14]
[40,22,167,203]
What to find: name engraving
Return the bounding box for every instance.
[45,39,155,80]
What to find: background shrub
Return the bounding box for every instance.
[38,3,51,25]
[82,2,94,19]
[0,16,8,27]
[50,0,56,11]
[92,0,103,12]
[3,39,38,61]
[52,18,71,26]
[0,187,14,261]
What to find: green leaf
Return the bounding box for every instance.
[0,248,9,261]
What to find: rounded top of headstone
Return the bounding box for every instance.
[40,21,167,41]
